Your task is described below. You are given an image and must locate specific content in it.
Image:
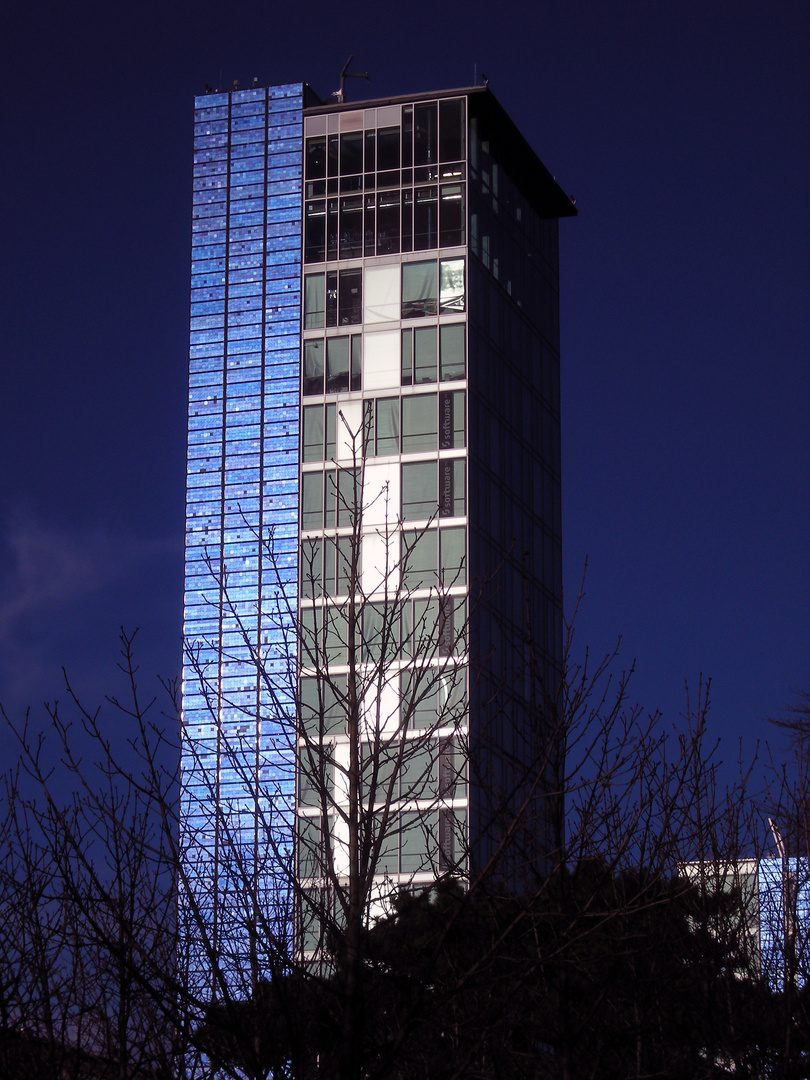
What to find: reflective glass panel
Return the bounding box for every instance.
[439,324,465,380]
[402,261,437,319]
[402,394,437,453]
[303,340,324,395]
[414,326,437,384]
[402,461,438,520]
[304,274,325,329]
[376,398,400,455]
[326,337,350,393]
[439,258,465,313]
[401,528,438,590]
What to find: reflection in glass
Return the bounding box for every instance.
[439,258,465,314]
[402,261,437,319]
[303,340,324,395]
[304,273,325,328]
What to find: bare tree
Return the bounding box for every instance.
[0,442,790,1078]
[0,652,181,1079]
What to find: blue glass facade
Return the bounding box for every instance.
[759,857,810,991]
[182,83,304,991]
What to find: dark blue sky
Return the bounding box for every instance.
[1,0,808,770]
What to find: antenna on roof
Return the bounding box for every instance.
[770,817,787,860]
[332,55,370,103]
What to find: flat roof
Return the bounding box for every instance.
[304,85,577,221]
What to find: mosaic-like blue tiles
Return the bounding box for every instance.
[181,83,303,993]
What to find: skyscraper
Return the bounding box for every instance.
[181,80,575,985]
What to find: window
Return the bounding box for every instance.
[325,535,355,597]
[376,191,400,254]
[402,597,440,658]
[401,665,466,729]
[439,324,465,381]
[364,193,376,256]
[326,337,349,393]
[356,805,437,877]
[302,403,336,463]
[439,185,465,247]
[308,99,465,266]
[414,327,437,384]
[402,258,465,317]
[326,199,338,260]
[304,273,325,328]
[297,816,324,878]
[439,258,465,313]
[305,336,361,396]
[303,340,324,396]
[327,134,339,177]
[298,751,332,806]
[350,336,362,392]
[402,461,438,521]
[360,739,398,804]
[439,526,466,586]
[324,604,348,664]
[302,471,324,529]
[414,102,438,166]
[363,400,374,456]
[401,528,438,590]
[362,603,399,663]
[339,269,362,325]
[400,740,436,801]
[306,136,326,181]
[301,604,349,666]
[414,187,438,250]
[375,397,400,455]
[301,537,323,597]
[400,810,433,873]
[402,394,437,453]
[299,890,323,952]
[300,607,319,664]
[402,261,436,319]
[402,190,413,251]
[306,270,362,327]
[305,201,326,262]
[340,131,363,176]
[439,98,465,163]
[377,126,400,171]
[402,326,437,385]
[438,665,466,725]
[303,467,360,530]
[324,467,360,529]
[400,670,436,729]
[360,738,436,806]
[364,129,376,171]
[302,406,324,462]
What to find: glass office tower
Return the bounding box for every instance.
[182,81,575,986]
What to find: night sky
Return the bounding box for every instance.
[2,1,808,774]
